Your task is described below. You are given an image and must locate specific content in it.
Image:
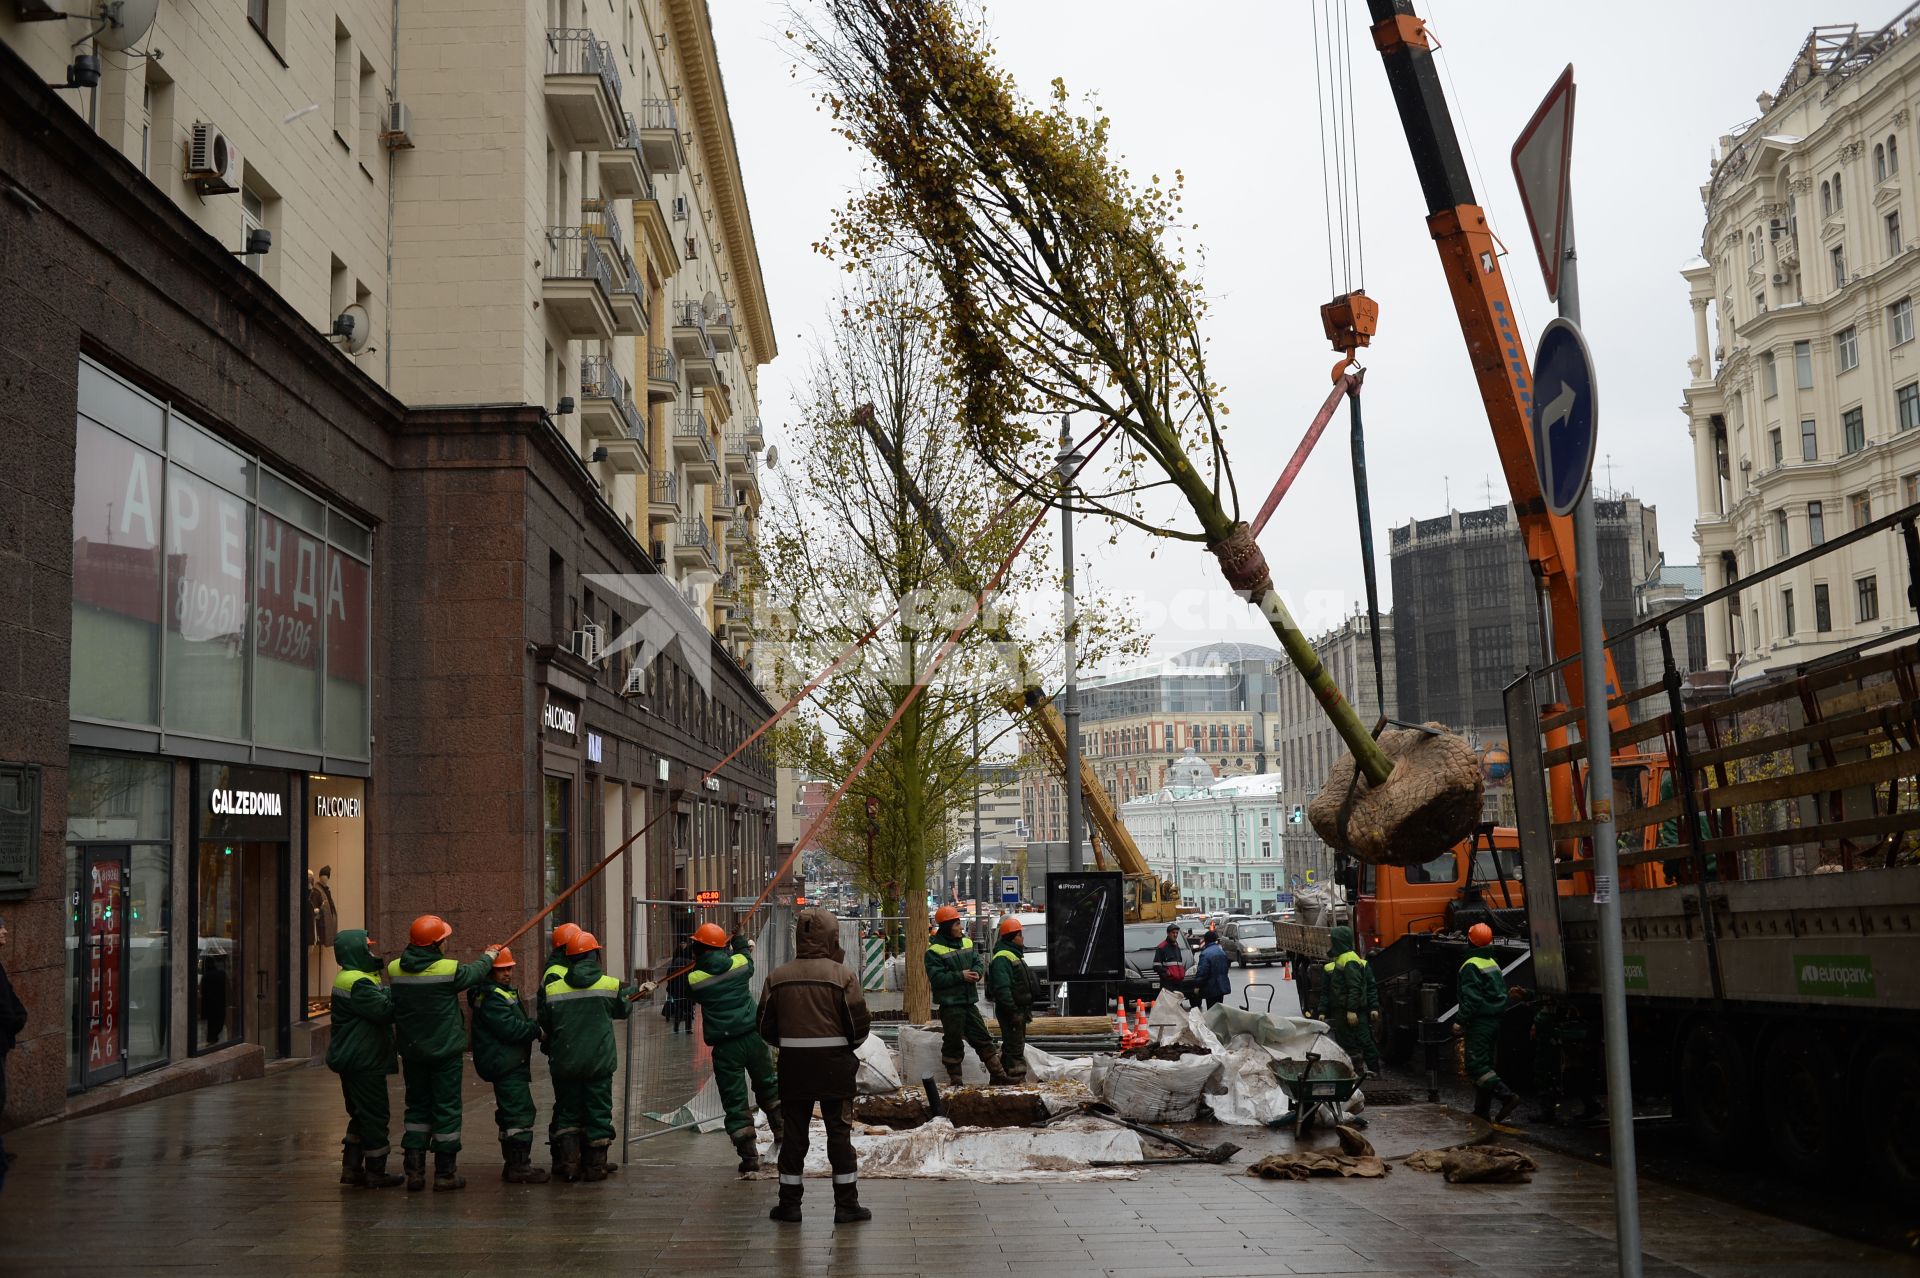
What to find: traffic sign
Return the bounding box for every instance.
[1531,318,1598,517]
[1276,892,1295,907]
[1511,65,1576,301]
[1001,875,1019,905]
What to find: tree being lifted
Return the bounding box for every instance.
[795,0,1481,863]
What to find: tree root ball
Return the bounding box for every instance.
[1307,724,1484,865]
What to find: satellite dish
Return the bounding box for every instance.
[763,444,779,469]
[95,0,160,53]
[333,303,373,355]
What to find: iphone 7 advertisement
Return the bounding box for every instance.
[1045,873,1124,981]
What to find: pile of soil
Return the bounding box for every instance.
[850,1089,1048,1131]
[868,1009,908,1022]
[1118,1043,1212,1062]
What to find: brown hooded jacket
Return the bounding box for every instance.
[757,907,871,1100]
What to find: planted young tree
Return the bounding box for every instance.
[796,0,1480,863]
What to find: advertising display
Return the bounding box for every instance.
[1044,872,1125,982]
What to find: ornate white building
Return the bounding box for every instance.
[1119,750,1288,914]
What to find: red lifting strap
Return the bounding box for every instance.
[1250,372,1361,537]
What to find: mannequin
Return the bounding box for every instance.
[309,866,338,1003]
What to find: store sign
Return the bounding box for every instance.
[210,787,284,816]
[198,764,291,841]
[542,702,577,737]
[586,732,603,764]
[313,794,362,819]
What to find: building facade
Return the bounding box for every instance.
[0,0,775,1127]
[1119,753,1288,915]
[1021,641,1281,843]
[1684,19,1920,682]
[1273,611,1395,891]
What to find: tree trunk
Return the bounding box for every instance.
[902,694,933,1023]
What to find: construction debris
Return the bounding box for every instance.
[852,1089,1050,1131]
[1334,1124,1375,1157]
[1118,1043,1213,1061]
[1247,1150,1390,1180]
[1405,1143,1538,1183]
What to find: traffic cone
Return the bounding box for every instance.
[1282,959,1292,982]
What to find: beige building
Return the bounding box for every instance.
[1,0,770,662]
[1685,16,1920,681]
[1273,611,1395,889]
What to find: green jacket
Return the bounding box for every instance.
[467,979,540,1082]
[686,937,757,1045]
[925,930,983,1007]
[985,938,1032,1017]
[535,945,570,1055]
[1322,926,1378,1015]
[539,953,633,1080]
[324,930,396,1075]
[1458,948,1508,1023]
[387,943,496,1062]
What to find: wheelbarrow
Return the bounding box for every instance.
[1270,1046,1359,1137]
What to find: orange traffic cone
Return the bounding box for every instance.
[1114,996,1128,1042]
[1282,959,1293,981]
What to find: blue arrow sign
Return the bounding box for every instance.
[1531,318,1598,517]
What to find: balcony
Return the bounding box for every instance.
[672,519,716,572]
[672,299,715,360]
[544,29,624,152]
[646,346,678,403]
[725,513,752,548]
[707,305,738,352]
[724,602,753,643]
[672,411,718,480]
[595,112,650,201]
[740,415,764,450]
[635,99,686,173]
[542,228,616,341]
[649,471,681,520]
[578,356,631,441]
[600,434,645,474]
[582,201,648,336]
[723,432,752,478]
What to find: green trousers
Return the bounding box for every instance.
[552,1075,616,1146]
[336,1069,391,1156]
[994,1005,1028,1076]
[400,1054,464,1152]
[491,1070,536,1143]
[1462,1016,1504,1089]
[712,1033,778,1137]
[939,1002,996,1067]
[1333,1016,1381,1069]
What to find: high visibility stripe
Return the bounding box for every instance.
[832,1172,857,1184]
[1335,952,1366,968]
[388,957,459,983]
[493,987,519,1003]
[545,986,618,1002]
[543,964,569,982]
[780,1036,850,1048]
[779,1174,803,1186]
[1461,956,1499,972]
[333,969,378,992]
[554,1125,584,1136]
[404,1122,431,1132]
[687,953,750,986]
[505,1127,533,1137]
[992,950,1023,965]
[434,1130,460,1140]
[928,938,974,956]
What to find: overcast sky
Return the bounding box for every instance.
[712,1,1832,672]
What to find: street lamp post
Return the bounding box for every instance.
[1228,794,1242,914]
[1059,417,1085,874]
[972,720,983,917]
[1164,817,1180,908]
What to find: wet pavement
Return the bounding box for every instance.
[1,1007,1911,1276]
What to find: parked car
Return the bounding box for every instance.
[1122,921,1195,1002]
[1221,917,1281,967]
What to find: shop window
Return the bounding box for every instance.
[306,776,367,1017]
[164,462,252,741]
[193,764,291,1057]
[254,506,324,753]
[70,415,164,726]
[544,775,573,917]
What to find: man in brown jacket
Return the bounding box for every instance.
[757,907,872,1225]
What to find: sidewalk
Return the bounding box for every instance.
[0,1014,1907,1277]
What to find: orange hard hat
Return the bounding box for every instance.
[566,930,601,957]
[934,905,962,925]
[691,922,730,948]
[492,947,516,969]
[1468,923,1494,946]
[551,922,581,951]
[997,916,1024,937]
[409,914,452,947]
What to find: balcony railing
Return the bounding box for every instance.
[679,520,714,554]
[649,346,677,382]
[545,227,612,293]
[674,411,717,465]
[546,27,622,109]
[675,299,708,329]
[651,473,679,507]
[579,355,643,438]
[637,98,678,133]
[580,197,627,264]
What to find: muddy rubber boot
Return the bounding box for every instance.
[943,1058,965,1087]
[362,1153,404,1189]
[769,1182,803,1223]
[732,1127,761,1174]
[582,1144,611,1183]
[1493,1082,1521,1124]
[833,1180,872,1224]
[432,1149,466,1191]
[982,1051,1016,1087]
[339,1140,366,1188]
[403,1148,427,1192]
[1472,1086,1492,1120]
[503,1139,550,1184]
[553,1133,582,1184]
[763,1103,784,1164]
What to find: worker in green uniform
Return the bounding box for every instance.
[984,916,1033,1083]
[540,930,638,1183]
[388,914,501,1191]
[537,922,581,1176]
[685,921,782,1174]
[1321,925,1384,1079]
[1458,922,1520,1122]
[324,929,404,1189]
[467,946,548,1184]
[926,906,1014,1087]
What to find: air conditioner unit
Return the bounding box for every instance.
[650,539,667,563]
[1769,219,1786,237]
[672,195,689,221]
[684,236,699,260]
[382,100,415,151]
[570,623,604,665]
[621,663,646,697]
[1739,458,1753,471]
[1771,272,1788,285]
[186,122,241,194]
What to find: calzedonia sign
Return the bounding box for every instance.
[198,764,291,842]
[210,788,283,816]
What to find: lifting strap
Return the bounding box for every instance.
[1347,372,1386,734]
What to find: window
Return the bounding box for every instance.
[1770,428,1783,465]
[1858,575,1881,623]
[1901,383,1920,431]
[1815,582,1832,632]
[1775,509,1791,556]
[358,54,378,164]
[1838,326,1859,371]
[1852,490,1872,527]
[1843,406,1866,454]
[1907,472,1920,506]
[1809,500,1826,547]
[1877,142,1889,181]
[139,82,152,175]
[1822,179,1833,216]
[1762,350,1778,396]
[1755,291,1766,316]
[1832,245,1848,289]
[1782,589,1795,636]
[1749,230,1762,264]
[241,186,266,274]
[543,775,572,917]
[1795,340,1813,388]
[1892,133,1902,175]
[1892,297,1914,346]
[1801,418,1818,461]
[1833,171,1844,210]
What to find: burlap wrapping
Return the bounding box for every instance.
[1307,723,1484,865]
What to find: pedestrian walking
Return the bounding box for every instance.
[324,929,403,1188]
[540,930,638,1182]
[684,922,782,1173]
[985,916,1033,1082]
[1193,930,1231,1009]
[758,908,873,1225]
[925,905,1014,1085]
[0,913,27,1192]
[1458,922,1520,1122]
[662,934,695,1033]
[467,947,549,1183]
[388,914,501,1191]
[1321,925,1385,1078]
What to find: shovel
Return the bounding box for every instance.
[1075,1102,1241,1164]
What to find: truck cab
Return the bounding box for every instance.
[1350,826,1528,956]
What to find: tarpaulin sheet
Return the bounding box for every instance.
[769,1115,1143,1182]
